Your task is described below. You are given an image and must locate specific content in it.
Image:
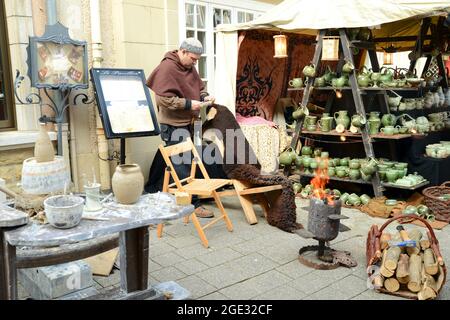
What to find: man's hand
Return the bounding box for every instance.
[204,96,215,103]
[191,100,202,111]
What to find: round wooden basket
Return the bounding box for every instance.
[423,181,450,222]
[366,215,447,299]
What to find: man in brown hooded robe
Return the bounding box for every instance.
[146,38,217,218]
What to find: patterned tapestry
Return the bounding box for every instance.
[236,30,316,120]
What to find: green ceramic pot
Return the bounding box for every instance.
[385,199,397,206]
[328,167,336,177]
[386,169,398,183]
[349,168,361,180]
[349,159,361,169]
[340,193,350,203]
[417,204,430,216]
[360,194,371,205]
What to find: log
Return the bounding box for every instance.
[420,239,430,251]
[385,246,402,271]
[423,249,438,276]
[407,253,422,292]
[384,277,400,292]
[397,276,410,284]
[380,249,395,277]
[418,263,437,300]
[406,229,423,256]
[380,233,391,250]
[396,254,410,278]
[373,274,384,289]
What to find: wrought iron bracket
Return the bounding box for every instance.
[14,69,94,156]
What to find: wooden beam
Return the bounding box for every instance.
[16,235,119,269]
[0,230,17,300]
[290,29,326,151]
[339,29,383,197]
[119,227,149,294]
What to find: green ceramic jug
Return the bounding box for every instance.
[334,111,350,129]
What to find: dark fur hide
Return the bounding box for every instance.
[203,105,302,232]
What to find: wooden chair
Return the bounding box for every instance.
[156,138,233,248]
[228,180,283,225]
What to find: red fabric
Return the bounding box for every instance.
[146,51,204,100]
[235,30,316,120]
[236,114,277,128]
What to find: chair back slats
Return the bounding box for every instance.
[159,138,212,190]
[163,140,194,157]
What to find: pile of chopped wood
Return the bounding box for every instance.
[372,227,446,300]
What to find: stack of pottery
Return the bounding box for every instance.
[339,192,371,207]
[426,142,450,158]
[112,164,144,204]
[21,123,70,195]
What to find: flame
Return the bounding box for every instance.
[310,157,334,205]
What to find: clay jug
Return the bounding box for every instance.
[112,164,144,204]
[34,123,55,163]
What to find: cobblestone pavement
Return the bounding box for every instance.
[18,197,450,300]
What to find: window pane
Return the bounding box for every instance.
[238,12,245,23]
[0,99,6,120]
[213,9,222,27]
[186,30,195,38]
[185,4,194,28]
[199,56,207,78]
[246,13,254,22]
[197,5,205,29]
[198,31,206,51]
[223,10,231,24]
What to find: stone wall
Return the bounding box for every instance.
[0,148,33,192]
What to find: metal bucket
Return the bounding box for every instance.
[308,198,343,241]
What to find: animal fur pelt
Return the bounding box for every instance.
[203,104,302,232]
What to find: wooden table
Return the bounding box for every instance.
[0,193,194,300]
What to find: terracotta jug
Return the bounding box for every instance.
[34,123,55,163]
[112,164,144,204]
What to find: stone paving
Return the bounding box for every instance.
[18,197,450,300]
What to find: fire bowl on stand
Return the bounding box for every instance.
[298,196,357,270]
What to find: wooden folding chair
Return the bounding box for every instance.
[156,138,233,248]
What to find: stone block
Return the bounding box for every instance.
[153,281,191,300]
[19,260,93,300]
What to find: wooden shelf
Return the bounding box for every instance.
[300,129,413,140]
[294,170,429,190]
[287,86,422,92]
[382,180,430,190]
[295,170,372,185]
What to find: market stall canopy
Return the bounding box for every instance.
[217,0,450,34]
[212,0,450,113]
